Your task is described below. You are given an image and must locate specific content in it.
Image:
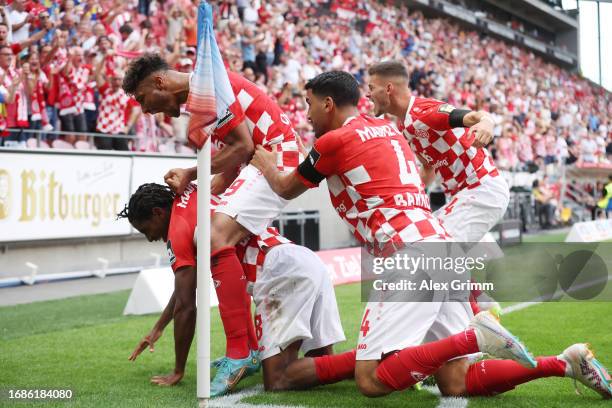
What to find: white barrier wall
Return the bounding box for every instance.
[0,150,194,243]
[0,151,132,242]
[565,219,612,242]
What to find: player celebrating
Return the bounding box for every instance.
[366,61,509,312]
[120,183,354,393]
[250,71,612,400]
[122,54,302,395]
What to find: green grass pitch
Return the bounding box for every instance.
[1,279,611,407]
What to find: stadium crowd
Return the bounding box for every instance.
[0,0,610,166]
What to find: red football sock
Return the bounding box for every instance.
[314,349,356,384]
[466,357,566,396]
[244,293,258,352]
[212,246,249,359]
[376,329,479,390]
[469,292,481,315]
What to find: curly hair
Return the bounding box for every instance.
[117,183,175,223]
[122,53,170,95]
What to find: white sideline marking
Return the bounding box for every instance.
[502,273,612,314]
[209,384,305,408]
[424,385,469,408]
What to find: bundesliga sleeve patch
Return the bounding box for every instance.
[437,104,455,114]
[216,108,235,128]
[167,241,176,265]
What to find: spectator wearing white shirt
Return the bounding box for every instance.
[8,0,29,44]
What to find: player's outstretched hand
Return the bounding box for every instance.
[469,117,494,148]
[164,167,191,195]
[250,144,277,173]
[150,370,184,386]
[129,328,162,362]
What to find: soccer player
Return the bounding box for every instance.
[120,183,352,392]
[366,61,508,313]
[250,71,612,399]
[122,53,302,395]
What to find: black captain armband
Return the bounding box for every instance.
[297,146,326,185]
[449,109,471,128]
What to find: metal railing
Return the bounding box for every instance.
[3,128,138,149]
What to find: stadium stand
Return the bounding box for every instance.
[0,0,610,225]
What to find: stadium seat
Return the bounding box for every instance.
[158,143,175,153]
[52,139,75,149]
[75,140,92,150]
[177,145,195,155]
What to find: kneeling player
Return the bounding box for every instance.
[229,229,349,391]
[120,183,354,392]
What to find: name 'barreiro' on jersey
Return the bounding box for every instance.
[296,114,448,255]
[209,71,303,173]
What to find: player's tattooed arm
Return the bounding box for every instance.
[211,121,255,174]
[461,110,495,148]
[165,167,197,195]
[250,145,308,200]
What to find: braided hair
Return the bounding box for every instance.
[117,183,175,223]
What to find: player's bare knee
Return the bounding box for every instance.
[438,381,466,397]
[436,359,468,397]
[355,365,387,397]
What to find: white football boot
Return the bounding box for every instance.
[469,311,537,368]
[559,343,612,399]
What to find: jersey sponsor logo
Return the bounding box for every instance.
[177,183,196,209]
[355,124,400,142]
[411,371,426,382]
[357,343,368,350]
[437,104,455,114]
[279,113,291,125]
[415,128,429,139]
[216,108,234,128]
[433,159,449,170]
[167,240,176,265]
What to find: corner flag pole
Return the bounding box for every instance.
[197,139,211,406]
[188,3,234,404]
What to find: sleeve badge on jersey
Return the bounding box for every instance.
[437,104,455,114]
[308,145,321,166]
[216,108,235,128]
[167,241,176,265]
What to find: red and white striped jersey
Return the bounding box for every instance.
[210,193,291,281]
[297,114,449,256]
[400,96,499,196]
[211,72,303,172]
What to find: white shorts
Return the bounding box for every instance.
[253,244,346,360]
[216,164,289,235]
[357,240,475,361]
[435,176,510,242]
[356,299,474,360]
